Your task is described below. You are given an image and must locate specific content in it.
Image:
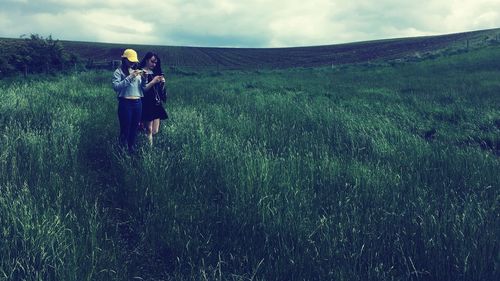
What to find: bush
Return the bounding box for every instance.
[0,34,78,77]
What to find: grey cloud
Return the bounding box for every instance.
[0,0,499,47]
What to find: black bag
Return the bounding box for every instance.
[159,83,167,102]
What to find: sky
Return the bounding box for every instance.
[1,0,499,48]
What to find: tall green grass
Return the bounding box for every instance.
[0,75,123,281]
[1,46,499,280]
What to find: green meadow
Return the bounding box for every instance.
[0,46,499,281]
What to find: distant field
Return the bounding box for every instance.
[2,28,500,72]
[61,28,500,69]
[0,43,499,280]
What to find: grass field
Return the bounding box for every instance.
[0,45,499,281]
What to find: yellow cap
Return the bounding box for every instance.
[121,49,139,63]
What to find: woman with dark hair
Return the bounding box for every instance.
[138,52,168,146]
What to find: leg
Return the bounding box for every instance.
[117,99,131,149]
[144,120,153,146]
[152,119,161,135]
[127,100,142,152]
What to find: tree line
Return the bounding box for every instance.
[0,34,79,77]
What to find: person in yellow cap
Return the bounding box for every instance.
[112,48,147,152]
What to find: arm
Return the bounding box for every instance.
[142,77,153,92]
[143,75,163,91]
[112,69,132,91]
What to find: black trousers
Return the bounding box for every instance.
[118,98,142,152]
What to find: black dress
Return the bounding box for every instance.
[142,73,168,122]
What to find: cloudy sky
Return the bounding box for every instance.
[1,0,499,48]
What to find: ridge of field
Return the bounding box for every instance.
[63,28,500,69]
[2,28,499,70]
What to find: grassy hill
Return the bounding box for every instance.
[2,28,500,71]
[64,28,500,69]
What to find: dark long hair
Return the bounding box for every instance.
[139,52,164,75]
[120,57,135,76]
